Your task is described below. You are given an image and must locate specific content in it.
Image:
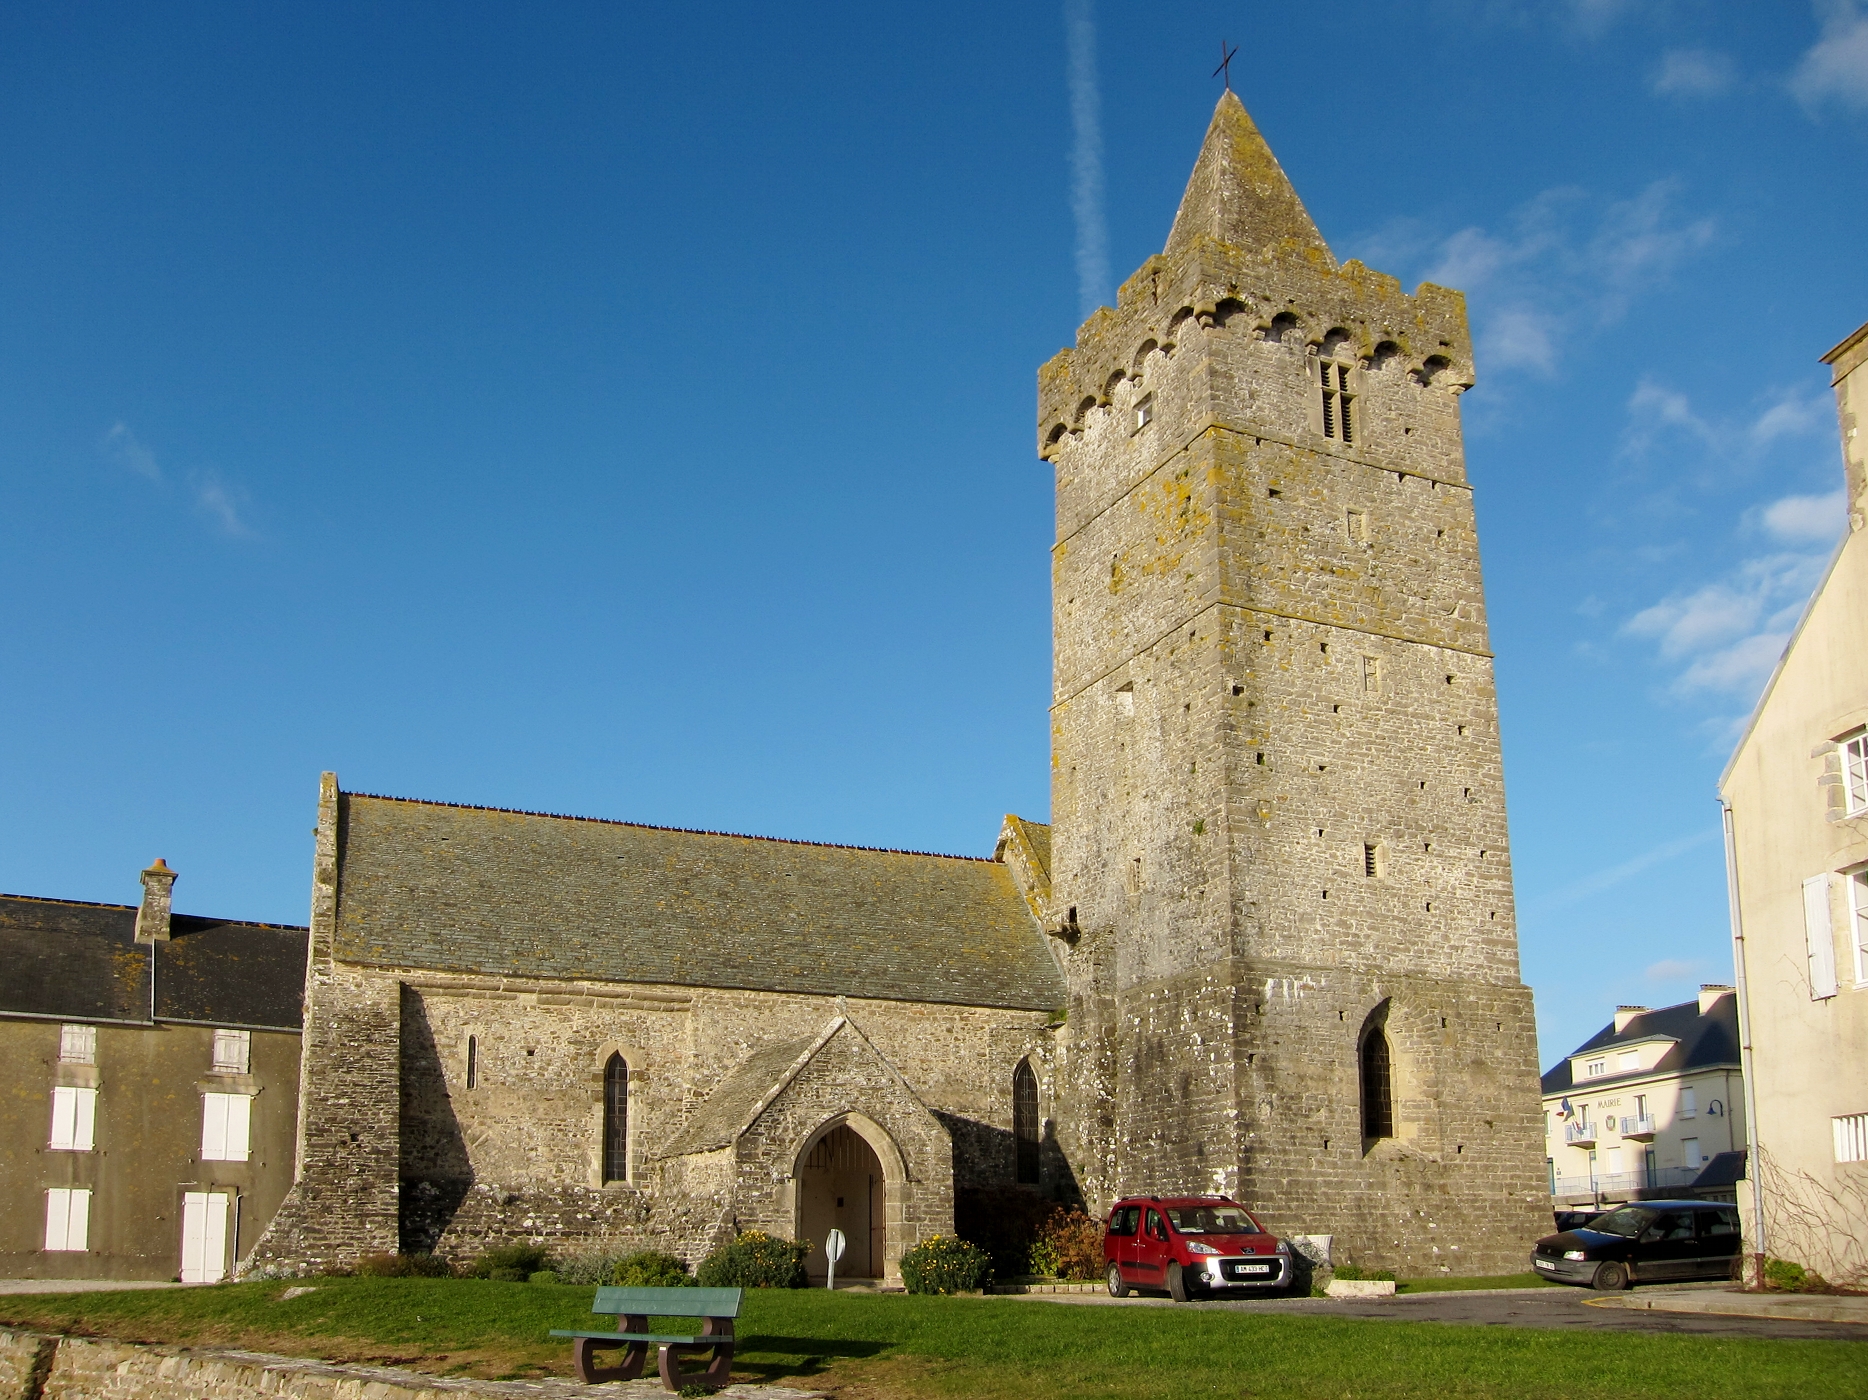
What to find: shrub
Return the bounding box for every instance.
[1029,1207,1103,1281]
[1764,1257,1828,1292]
[528,1270,559,1285]
[610,1251,695,1288]
[954,1186,1057,1279]
[355,1252,454,1278]
[1331,1264,1396,1282]
[900,1235,992,1295]
[696,1231,809,1289]
[468,1244,554,1279]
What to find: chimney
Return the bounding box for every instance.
[1612,1005,1649,1034]
[134,859,176,943]
[1699,984,1736,1016]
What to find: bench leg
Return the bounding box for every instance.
[571,1315,651,1385]
[656,1318,733,1392]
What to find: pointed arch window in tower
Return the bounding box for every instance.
[1013,1059,1040,1184]
[1359,1024,1394,1141]
[602,1054,629,1184]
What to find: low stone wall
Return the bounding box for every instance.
[0,1331,824,1400]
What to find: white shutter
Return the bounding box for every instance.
[72,1087,95,1152]
[44,1190,69,1250]
[224,1093,251,1162]
[67,1189,90,1251]
[1805,874,1840,999]
[181,1192,229,1284]
[50,1087,77,1150]
[201,1094,228,1160]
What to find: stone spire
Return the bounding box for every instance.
[1163,90,1333,264]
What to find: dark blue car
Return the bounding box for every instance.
[1531,1200,1742,1290]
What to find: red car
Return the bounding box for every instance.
[1103,1195,1293,1300]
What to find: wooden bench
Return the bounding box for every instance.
[549,1285,742,1390]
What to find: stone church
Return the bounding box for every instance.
[253,93,1548,1283]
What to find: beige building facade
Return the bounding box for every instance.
[1540,988,1745,1208]
[1721,318,1868,1286]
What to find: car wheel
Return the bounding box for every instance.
[1105,1263,1129,1299]
[1591,1260,1629,1292]
[1167,1262,1190,1302]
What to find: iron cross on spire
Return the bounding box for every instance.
[1213,40,1238,91]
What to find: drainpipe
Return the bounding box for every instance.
[1720,799,1768,1288]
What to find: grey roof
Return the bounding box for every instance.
[662,1036,821,1156]
[0,894,307,1029]
[1541,995,1740,1095]
[1693,1150,1748,1189]
[332,792,1067,1011]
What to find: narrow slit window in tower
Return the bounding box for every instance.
[1360,1025,1394,1141]
[466,1036,477,1089]
[602,1053,629,1183]
[1013,1059,1040,1184]
[1320,359,1356,443]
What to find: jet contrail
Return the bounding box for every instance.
[1064,0,1109,320]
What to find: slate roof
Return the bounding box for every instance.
[1004,816,1052,886]
[1540,995,1741,1095]
[1693,1149,1748,1190]
[0,894,308,1030]
[332,792,1068,1011]
[662,1036,821,1157]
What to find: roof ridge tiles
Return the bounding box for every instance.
[343,789,994,863]
[0,892,307,933]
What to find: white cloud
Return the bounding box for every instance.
[1623,379,1830,458]
[1365,182,1714,381]
[1526,829,1719,914]
[1749,387,1832,446]
[102,422,160,480]
[1624,551,1827,696]
[1761,489,1847,543]
[1793,0,1868,113]
[190,470,253,537]
[1643,957,1701,982]
[1652,49,1735,98]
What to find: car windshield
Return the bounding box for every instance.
[1165,1205,1261,1234]
[1586,1205,1659,1238]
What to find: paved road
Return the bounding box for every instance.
[1001,1286,1868,1341]
[0,1279,185,1295]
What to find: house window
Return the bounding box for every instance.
[1618,1050,1638,1071]
[1134,394,1154,431]
[1845,732,1868,815]
[1359,1023,1394,1140]
[211,1029,251,1074]
[1635,1094,1648,1118]
[1805,873,1840,999]
[1680,1086,1697,1119]
[1013,1058,1041,1184]
[1681,1138,1701,1171]
[1315,355,1357,443]
[49,1086,96,1152]
[1585,1059,1606,1078]
[59,1024,96,1064]
[1851,870,1868,986]
[602,1053,628,1183]
[43,1188,91,1252]
[200,1091,252,1162]
[1835,1113,1868,1163]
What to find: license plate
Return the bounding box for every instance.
[1236,1264,1271,1274]
[1534,1259,1555,1269]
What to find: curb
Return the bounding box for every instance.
[1586,1291,1868,1326]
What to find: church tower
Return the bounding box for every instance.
[1036,92,1547,1274]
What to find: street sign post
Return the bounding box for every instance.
[825,1228,847,1290]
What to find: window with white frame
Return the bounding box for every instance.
[200,1091,251,1162]
[211,1029,251,1074]
[59,1024,96,1064]
[1585,1058,1606,1078]
[1680,1086,1697,1119]
[1844,732,1868,815]
[49,1085,96,1152]
[1835,1112,1868,1164]
[43,1188,91,1251]
[1681,1137,1701,1170]
[1851,868,1868,987]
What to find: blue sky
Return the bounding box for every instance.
[2,2,1864,1067]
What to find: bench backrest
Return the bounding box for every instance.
[591,1286,742,1318]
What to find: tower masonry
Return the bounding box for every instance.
[1036,92,1547,1274]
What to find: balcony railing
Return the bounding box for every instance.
[1620,1115,1658,1141]
[1564,1121,1598,1146]
[1550,1165,1703,1198]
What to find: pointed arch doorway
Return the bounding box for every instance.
[797,1123,885,1281]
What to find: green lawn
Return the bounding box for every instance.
[0,1276,1856,1399]
[1394,1272,1563,1294]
